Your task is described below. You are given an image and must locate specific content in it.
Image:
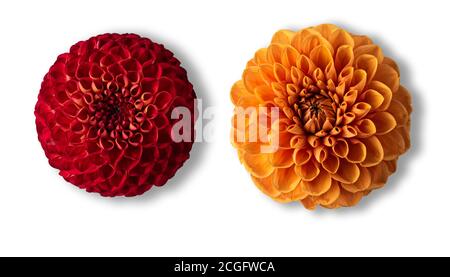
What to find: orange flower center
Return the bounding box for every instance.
[295,88,336,134]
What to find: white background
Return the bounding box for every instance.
[0,0,447,257]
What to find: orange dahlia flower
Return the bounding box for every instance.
[230,24,412,209]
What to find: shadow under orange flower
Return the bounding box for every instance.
[230,24,412,209]
[35,33,196,197]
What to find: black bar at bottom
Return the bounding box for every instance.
[0,257,446,275]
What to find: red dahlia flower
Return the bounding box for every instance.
[35,33,196,197]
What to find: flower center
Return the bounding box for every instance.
[93,90,131,132]
[297,90,336,134]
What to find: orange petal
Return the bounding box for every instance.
[271,29,295,44]
[310,45,334,70]
[393,86,412,114]
[273,63,289,83]
[332,160,360,184]
[272,167,301,193]
[382,57,400,75]
[231,111,251,136]
[301,196,318,210]
[353,35,373,48]
[354,118,376,138]
[232,127,245,149]
[313,146,328,163]
[243,66,265,92]
[335,189,364,207]
[313,67,325,82]
[354,44,383,64]
[254,85,275,102]
[293,148,312,165]
[314,24,339,39]
[387,100,409,127]
[232,132,269,154]
[300,170,332,196]
[374,63,400,93]
[371,111,397,135]
[270,148,295,168]
[274,184,308,203]
[356,54,378,82]
[323,135,336,147]
[290,67,304,85]
[252,174,281,198]
[230,80,252,106]
[277,130,293,149]
[259,64,276,84]
[296,54,316,75]
[272,83,287,98]
[292,31,322,55]
[247,57,257,67]
[335,45,354,73]
[254,48,268,65]
[385,159,398,173]
[316,181,341,205]
[349,69,367,92]
[330,126,342,136]
[360,136,384,167]
[397,126,411,151]
[341,125,358,138]
[332,139,349,158]
[290,135,307,149]
[368,80,392,111]
[325,61,337,82]
[351,102,371,119]
[368,162,390,189]
[343,89,358,106]
[237,96,259,109]
[377,129,406,160]
[287,124,304,135]
[329,28,354,50]
[307,135,321,148]
[322,154,340,174]
[362,89,384,110]
[341,166,371,193]
[242,152,274,178]
[281,46,300,68]
[270,120,292,150]
[346,140,367,163]
[338,66,354,89]
[295,159,320,181]
[267,43,284,64]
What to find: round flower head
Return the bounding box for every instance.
[230,24,412,209]
[35,33,196,197]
